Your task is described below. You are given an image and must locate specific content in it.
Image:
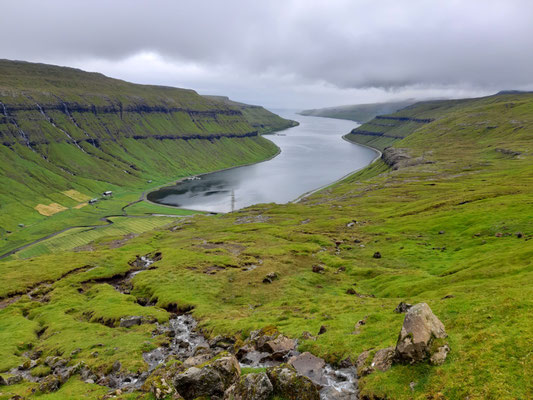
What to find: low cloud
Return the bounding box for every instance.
[4,0,533,108]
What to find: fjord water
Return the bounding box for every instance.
[148,111,377,213]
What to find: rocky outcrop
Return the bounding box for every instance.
[266,364,320,400]
[381,147,433,170]
[394,303,449,365]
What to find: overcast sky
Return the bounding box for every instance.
[3,0,533,109]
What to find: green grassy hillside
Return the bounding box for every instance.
[204,95,299,134]
[299,100,416,123]
[0,60,295,256]
[1,86,532,398]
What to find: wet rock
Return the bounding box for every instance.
[266,364,320,400]
[209,335,235,350]
[394,302,413,313]
[320,386,357,400]
[394,303,449,364]
[288,352,326,386]
[119,315,143,328]
[173,354,240,400]
[239,350,271,367]
[438,230,445,235]
[312,265,325,273]
[38,374,61,393]
[373,252,382,259]
[259,335,296,359]
[318,325,327,335]
[174,367,223,399]
[371,347,394,372]
[225,371,273,400]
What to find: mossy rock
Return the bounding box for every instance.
[266,364,319,400]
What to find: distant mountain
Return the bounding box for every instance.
[299,100,417,123]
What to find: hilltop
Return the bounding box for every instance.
[0,60,296,257]
[0,81,532,398]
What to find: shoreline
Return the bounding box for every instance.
[291,135,382,203]
[146,123,383,213]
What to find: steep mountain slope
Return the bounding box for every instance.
[0,60,295,254]
[299,100,416,123]
[203,95,298,134]
[1,81,532,399]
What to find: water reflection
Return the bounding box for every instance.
[147,111,377,213]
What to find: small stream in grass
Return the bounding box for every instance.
[147,111,378,213]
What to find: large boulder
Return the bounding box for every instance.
[173,354,240,400]
[224,372,273,400]
[395,303,449,364]
[288,352,326,386]
[174,366,224,399]
[266,364,320,400]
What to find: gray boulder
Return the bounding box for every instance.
[395,303,449,364]
[288,352,326,386]
[174,354,240,400]
[119,316,143,328]
[266,364,320,400]
[224,372,273,400]
[174,366,223,399]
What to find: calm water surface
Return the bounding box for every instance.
[147,111,377,213]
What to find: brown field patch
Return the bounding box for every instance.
[35,203,68,216]
[62,189,91,202]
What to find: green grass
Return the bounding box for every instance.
[10,216,178,260]
[1,91,532,399]
[0,59,294,257]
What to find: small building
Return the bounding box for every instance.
[89,198,98,204]
[102,191,113,197]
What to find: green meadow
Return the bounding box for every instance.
[0,62,532,399]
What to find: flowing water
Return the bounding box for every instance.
[147,111,377,213]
